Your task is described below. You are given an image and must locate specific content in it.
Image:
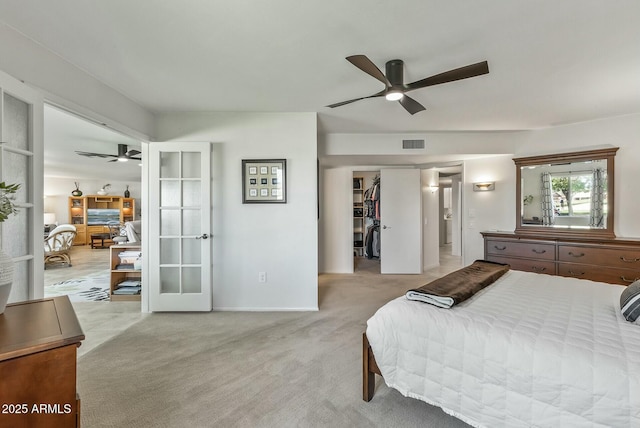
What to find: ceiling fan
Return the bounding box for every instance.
[327,55,489,115]
[75,144,141,162]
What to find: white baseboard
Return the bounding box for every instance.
[212,306,319,312]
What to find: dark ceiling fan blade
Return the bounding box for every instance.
[75,150,116,158]
[125,149,141,157]
[398,95,426,115]
[327,91,385,108]
[346,55,390,86]
[406,61,489,91]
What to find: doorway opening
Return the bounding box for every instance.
[42,103,143,303]
[351,166,463,276]
[353,170,380,273]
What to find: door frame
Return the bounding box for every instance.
[0,70,44,301]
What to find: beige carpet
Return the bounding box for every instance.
[77,258,470,427]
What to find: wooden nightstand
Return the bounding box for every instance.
[0,296,85,427]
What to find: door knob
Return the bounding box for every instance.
[196,233,209,240]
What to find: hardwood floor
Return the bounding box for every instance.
[43,244,110,285]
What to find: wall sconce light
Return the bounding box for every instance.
[473,182,495,192]
[429,185,439,193]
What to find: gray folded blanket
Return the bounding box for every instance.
[406,260,510,308]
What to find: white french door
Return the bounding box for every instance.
[380,168,422,274]
[148,142,212,311]
[0,70,44,302]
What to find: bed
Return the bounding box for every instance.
[364,268,640,428]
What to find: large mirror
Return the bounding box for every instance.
[514,147,618,238]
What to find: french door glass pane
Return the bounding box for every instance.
[3,151,28,203]
[160,238,180,264]
[182,181,201,207]
[3,93,29,150]
[160,152,179,178]
[160,180,180,206]
[182,239,201,264]
[182,267,201,293]
[160,267,180,293]
[11,261,29,301]
[182,152,201,178]
[3,209,28,257]
[182,210,200,235]
[160,209,180,236]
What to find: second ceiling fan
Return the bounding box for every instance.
[327,55,489,115]
[75,144,141,162]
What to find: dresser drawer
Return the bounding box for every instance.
[486,239,555,260]
[487,255,556,275]
[557,262,640,285]
[558,245,640,269]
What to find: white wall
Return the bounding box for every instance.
[44,178,142,225]
[462,155,515,264]
[155,112,318,311]
[319,167,354,273]
[451,175,462,257]
[422,169,440,270]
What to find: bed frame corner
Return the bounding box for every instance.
[363,332,381,402]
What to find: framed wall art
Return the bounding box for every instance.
[242,159,287,203]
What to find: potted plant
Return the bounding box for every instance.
[0,182,20,314]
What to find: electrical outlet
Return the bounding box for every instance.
[258,272,267,283]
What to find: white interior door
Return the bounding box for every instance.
[0,70,44,302]
[148,142,212,311]
[380,168,422,274]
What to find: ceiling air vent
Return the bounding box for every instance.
[402,139,425,149]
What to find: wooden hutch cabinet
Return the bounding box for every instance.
[68,195,135,246]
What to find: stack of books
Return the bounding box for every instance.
[113,279,142,295]
[116,250,142,271]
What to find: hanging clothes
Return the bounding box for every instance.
[365,224,380,259]
[364,175,381,221]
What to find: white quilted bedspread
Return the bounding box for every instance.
[366,270,640,428]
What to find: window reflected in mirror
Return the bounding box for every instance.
[520,159,607,229]
[514,147,618,238]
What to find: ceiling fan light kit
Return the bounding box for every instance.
[385,91,404,101]
[327,55,489,115]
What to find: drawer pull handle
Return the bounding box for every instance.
[531,266,546,272]
[620,257,640,263]
[494,245,507,251]
[568,270,585,276]
[621,276,639,283]
[568,252,585,258]
[531,249,546,254]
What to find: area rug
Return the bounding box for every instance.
[44,270,110,302]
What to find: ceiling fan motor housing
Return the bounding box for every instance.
[385,59,405,88]
[117,144,128,157]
